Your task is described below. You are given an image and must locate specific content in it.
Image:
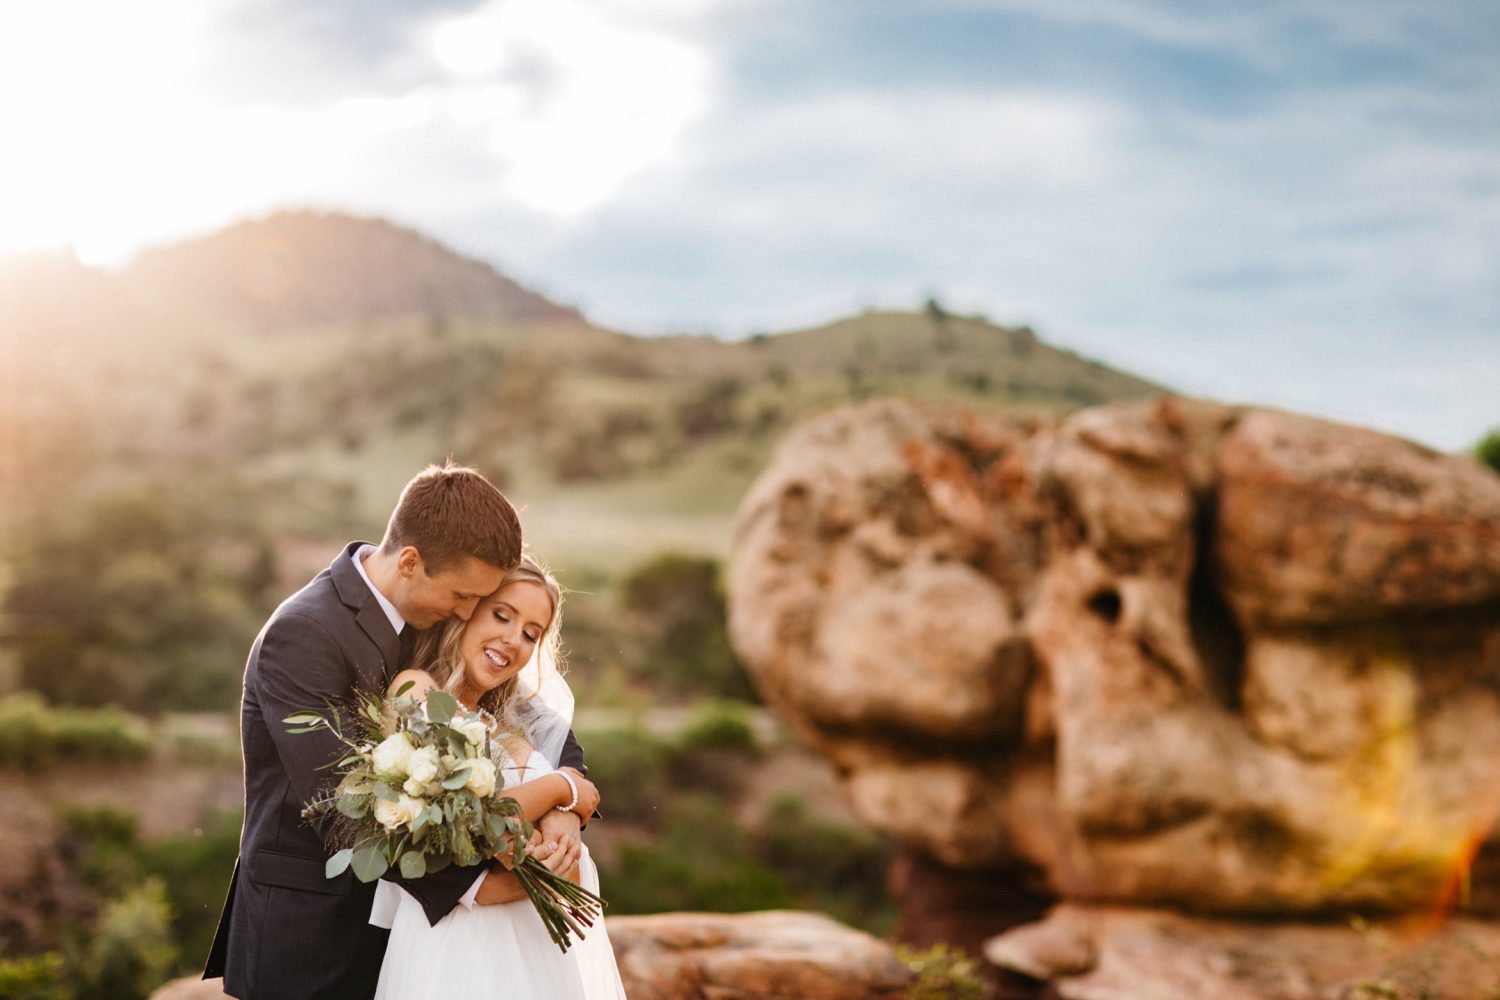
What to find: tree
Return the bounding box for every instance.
[6,488,275,712]
[1476,427,1500,475]
[619,554,756,701]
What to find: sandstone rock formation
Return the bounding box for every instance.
[154,911,912,1000]
[607,910,911,999]
[727,397,1500,917]
[984,902,1500,1000]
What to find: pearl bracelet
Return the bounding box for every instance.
[555,769,579,814]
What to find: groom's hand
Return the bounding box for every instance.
[536,809,583,875]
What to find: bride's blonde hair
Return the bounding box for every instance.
[410,554,564,727]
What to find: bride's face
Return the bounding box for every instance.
[459,580,553,693]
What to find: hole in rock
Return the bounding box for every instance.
[1086,588,1122,623]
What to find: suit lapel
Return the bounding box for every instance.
[330,542,403,687]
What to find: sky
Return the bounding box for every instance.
[2,0,1497,449]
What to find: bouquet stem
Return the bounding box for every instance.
[511,858,606,952]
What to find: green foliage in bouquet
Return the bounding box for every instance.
[286,685,604,951]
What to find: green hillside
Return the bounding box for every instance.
[1,212,1163,574]
[0,211,1165,714]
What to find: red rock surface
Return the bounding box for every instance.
[728,397,1500,915]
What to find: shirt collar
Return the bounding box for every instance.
[352,543,406,635]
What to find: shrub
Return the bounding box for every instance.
[0,695,150,768]
[674,700,759,756]
[62,878,178,1000]
[50,704,152,762]
[139,810,243,968]
[573,726,674,826]
[895,943,987,1000]
[1477,427,1500,475]
[619,554,756,701]
[602,794,797,914]
[0,953,68,1000]
[6,486,274,713]
[59,806,242,980]
[759,796,894,930]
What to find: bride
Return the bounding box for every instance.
[370,555,627,1000]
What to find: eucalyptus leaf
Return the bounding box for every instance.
[425,690,458,725]
[398,851,427,879]
[395,679,416,696]
[283,711,324,725]
[426,852,451,874]
[373,782,399,803]
[325,849,353,879]
[337,795,372,819]
[351,843,388,883]
[441,768,471,791]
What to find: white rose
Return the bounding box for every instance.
[458,717,488,747]
[463,757,497,798]
[373,793,424,831]
[407,746,441,785]
[372,733,415,776]
[402,775,436,797]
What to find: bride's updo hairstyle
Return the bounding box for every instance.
[410,554,565,724]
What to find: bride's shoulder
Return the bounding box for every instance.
[387,669,439,699]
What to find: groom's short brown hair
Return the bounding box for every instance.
[380,462,521,573]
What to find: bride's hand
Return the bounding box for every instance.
[523,828,551,866]
[536,810,583,875]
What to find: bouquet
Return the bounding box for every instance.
[285,683,604,951]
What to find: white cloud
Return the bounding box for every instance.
[423,0,714,214]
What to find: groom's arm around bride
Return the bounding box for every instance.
[205,464,556,1000]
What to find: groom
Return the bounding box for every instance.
[204,463,588,999]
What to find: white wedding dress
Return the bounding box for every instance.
[370,748,626,1000]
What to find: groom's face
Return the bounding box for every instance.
[396,549,505,629]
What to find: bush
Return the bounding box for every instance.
[602,794,798,914]
[6,487,274,713]
[1477,427,1500,475]
[895,943,987,1000]
[139,811,242,968]
[574,726,674,826]
[62,878,178,1000]
[58,806,242,980]
[759,796,894,930]
[0,953,68,1000]
[674,700,759,756]
[619,554,756,701]
[0,694,150,768]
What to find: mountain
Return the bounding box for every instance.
[0,212,1166,572]
[121,210,581,329]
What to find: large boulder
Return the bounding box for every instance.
[984,903,1500,1000]
[608,910,912,999]
[728,397,1500,915]
[157,912,912,1000]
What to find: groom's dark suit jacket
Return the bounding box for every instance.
[204,542,584,999]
